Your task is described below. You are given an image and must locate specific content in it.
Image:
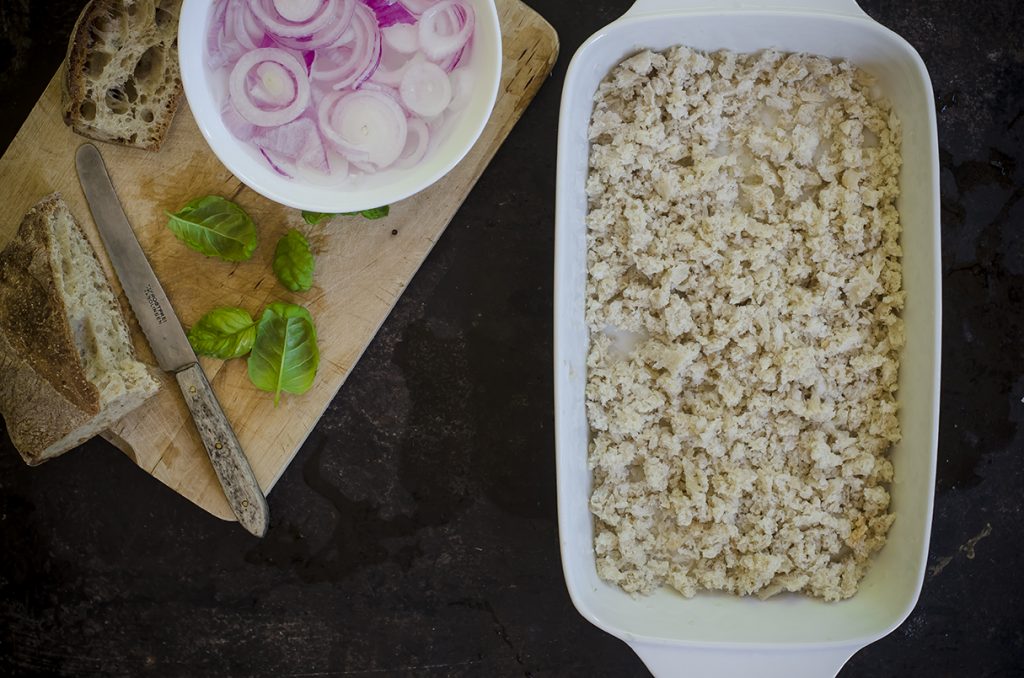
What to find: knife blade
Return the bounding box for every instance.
[75,143,269,537]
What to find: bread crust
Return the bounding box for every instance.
[62,0,183,152]
[0,195,101,463]
[0,195,99,413]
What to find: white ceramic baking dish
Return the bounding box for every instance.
[553,1,941,676]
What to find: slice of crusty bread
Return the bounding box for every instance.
[0,194,160,465]
[62,0,183,151]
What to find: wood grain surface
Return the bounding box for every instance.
[0,0,558,521]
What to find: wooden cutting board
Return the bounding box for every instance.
[0,1,558,521]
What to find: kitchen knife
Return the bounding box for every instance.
[75,143,269,537]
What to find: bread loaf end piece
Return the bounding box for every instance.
[0,195,160,464]
[62,0,184,152]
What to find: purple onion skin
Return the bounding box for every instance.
[365,0,416,26]
[260,147,294,178]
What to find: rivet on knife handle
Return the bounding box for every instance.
[176,363,269,537]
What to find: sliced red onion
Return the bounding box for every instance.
[249,0,339,37]
[244,2,268,44]
[222,101,257,141]
[350,159,377,174]
[260,148,294,177]
[359,79,400,95]
[229,48,311,125]
[358,80,405,113]
[418,0,473,61]
[312,3,381,90]
[423,108,449,136]
[433,42,464,73]
[298,123,331,172]
[250,61,296,105]
[333,155,351,178]
[398,0,440,15]
[209,0,266,68]
[371,49,424,87]
[232,0,266,49]
[329,25,356,48]
[212,0,475,181]
[447,65,472,111]
[382,23,418,54]
[215,0,259,57]
[365,0,416,26]
[399,61,451,117]
[271,23,348,51]
[273,0,321,22]
[273,45,316,74]
[317,89,408,168]
[261,142,343,177]
[254,116,330,171]
[270,0,355,50]
[207,0,232,67]
[395,116,429,168]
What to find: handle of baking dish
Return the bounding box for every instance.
[629,642,860,678]
[625,0,868,19]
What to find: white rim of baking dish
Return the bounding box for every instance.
[554,0,942,674]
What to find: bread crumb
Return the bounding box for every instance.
[585,46,904,602]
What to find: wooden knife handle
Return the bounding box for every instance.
[175,363,269,537]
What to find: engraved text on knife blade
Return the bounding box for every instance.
[144,284,168,325]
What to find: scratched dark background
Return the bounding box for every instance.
[1,0,1022,676]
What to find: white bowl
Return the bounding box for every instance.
[554,1,941,676]
[178,0,501,212]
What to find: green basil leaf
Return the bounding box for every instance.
[272,229,315,292]
[167,196,258,261]
[187,307,257,360]
[301,211,334,225]
[300,205,389,224]
[355,205,389,219]
[247,302,319,405]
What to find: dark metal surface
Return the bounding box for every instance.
[2,1,1023,676]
